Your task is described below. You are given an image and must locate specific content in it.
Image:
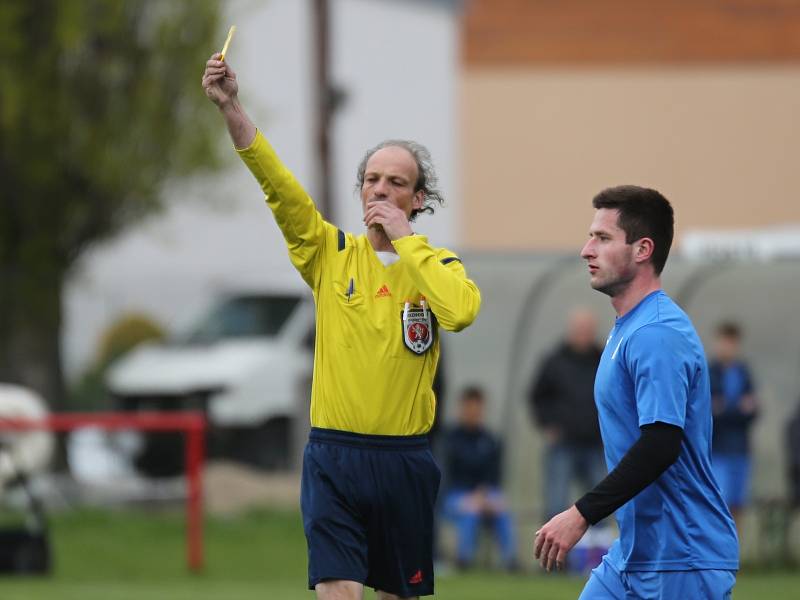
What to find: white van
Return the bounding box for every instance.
[105,291,314,474]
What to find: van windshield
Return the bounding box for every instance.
[177,295,300,344]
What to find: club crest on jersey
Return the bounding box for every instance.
[402,307,434,355]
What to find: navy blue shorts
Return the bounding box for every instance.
[301,427,441,597]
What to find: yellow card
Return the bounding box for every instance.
[220,26,236,61]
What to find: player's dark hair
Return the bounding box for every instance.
[460,385,485,403]
[592,185,674,275]
[355,140,444,221]
[716,321,742,340]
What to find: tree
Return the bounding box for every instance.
[69,313,166,411]
[0,0,222,408]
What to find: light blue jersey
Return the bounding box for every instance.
[594,290,738,572]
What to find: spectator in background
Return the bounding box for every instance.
[786,400,800,509]
[442,386,516,570]
[529,309,605,522]
[709,321,759,531]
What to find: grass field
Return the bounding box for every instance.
[0,508,796,599]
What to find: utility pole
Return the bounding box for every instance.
[312,0,333,221]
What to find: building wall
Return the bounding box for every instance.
[463,0,800,66]
[461,66,800,250]
[460,0,800,250]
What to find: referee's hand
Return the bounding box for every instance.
[534,505,589,572]
[202,53,239,109]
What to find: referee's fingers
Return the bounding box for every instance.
[363,204,389,222]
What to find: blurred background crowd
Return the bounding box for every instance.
[2,0,800,593]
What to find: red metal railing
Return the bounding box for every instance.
[0,411,207,572]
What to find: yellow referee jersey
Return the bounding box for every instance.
[237,131,481,435]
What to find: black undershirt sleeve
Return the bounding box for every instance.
[574,422,683,526]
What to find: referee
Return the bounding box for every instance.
[534,186,738,598]
[202,55,480,599]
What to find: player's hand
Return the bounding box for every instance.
[202,53,239,108]
[363,201,413,240]
[534,505,589,572]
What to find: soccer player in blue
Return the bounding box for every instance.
[534,186,739,598]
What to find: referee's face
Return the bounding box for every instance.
[581,208,636,297]
[360,146,424,221]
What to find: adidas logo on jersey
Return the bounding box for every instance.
[375,284,392,298]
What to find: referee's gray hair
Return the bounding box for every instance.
[355,140,445,221]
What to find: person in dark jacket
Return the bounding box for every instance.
[788,401,800,509]
[442,386,516,570]
[709,322,758,531]
[529,309,605,521]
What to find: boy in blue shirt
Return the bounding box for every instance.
[534,186,738,598]
[709,322,758,533]
[441,386,516,570]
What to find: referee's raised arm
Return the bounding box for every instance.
[202,53,256,149]
[201,51,331,290]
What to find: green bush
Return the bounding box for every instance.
[67,313,165,410]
